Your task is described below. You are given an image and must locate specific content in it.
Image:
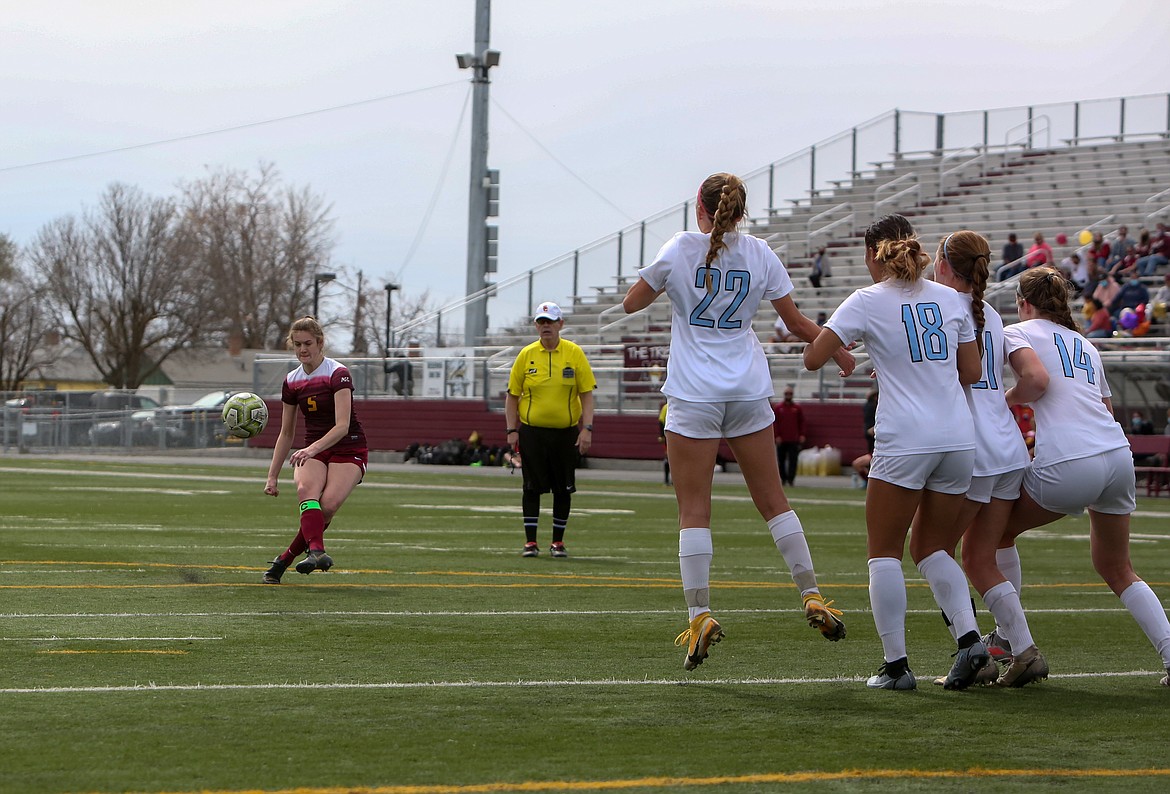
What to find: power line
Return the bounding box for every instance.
[490,98,638,224]
[0,80,467,174]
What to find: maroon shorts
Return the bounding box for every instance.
[312,446,369,477]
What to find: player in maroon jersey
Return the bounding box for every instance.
[262,316,369,583]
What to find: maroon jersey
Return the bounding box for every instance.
[282,357,367,450]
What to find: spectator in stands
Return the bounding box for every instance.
[1105,225,1135,272]
[772,386,805,487]
[1110,229,1147,281]
[1089,231,1110,277]
[504,301,596,559]
[769,312,800,353]
[931,228,1038,688]
[1153,273,1170,308]
[622,171,851,672]
[1063,253,1090,296]
[1025,232,1054,271]
[262,316,370,584]
[804,213,984,691]
[1109,276,1150,317]
[995,233,1026,281]
[1136,223,1167,276]
[808,246,830,289]
[1082,297,1114,338]
[1129,410,1155,435]
[1002,266,1170,688]
[1011,403,1036,456]
[815,310,828,326]
[1093,276,1120,311]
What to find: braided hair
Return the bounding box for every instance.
[699,173,747,294]
[1017,267,1078,331]
[937,230,991,352]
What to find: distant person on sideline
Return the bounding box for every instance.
[504,301,596,559]
[623,171,853,673]
[262,316,369,584]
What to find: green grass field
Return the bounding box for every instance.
[1,455,1168,794]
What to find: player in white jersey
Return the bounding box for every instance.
[804,214,986,691]
[929,230,1043,688]
[1002,267,1170,687]
[623,172,854,672]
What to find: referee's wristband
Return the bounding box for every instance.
[506,428,518,434]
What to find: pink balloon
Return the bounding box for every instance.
[1055,233,1068,245]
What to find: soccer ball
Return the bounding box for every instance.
[221,392,269,439]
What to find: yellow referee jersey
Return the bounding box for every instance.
[507,339,597,429]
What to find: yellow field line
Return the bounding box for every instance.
[38,649,187,655]
[140,766,1170,794]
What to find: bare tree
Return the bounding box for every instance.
[28,184,204,389]
[0,235,58,391]
[180,163,335,349]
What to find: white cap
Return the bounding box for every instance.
[533,301,563,322]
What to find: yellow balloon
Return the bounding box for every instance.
[1078,230,1092,245]
[1155,301,1168,321]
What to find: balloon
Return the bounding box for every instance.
[1119,308,1139,330]
[1055,233,1068,245]
[1136,302,1146,320]
[1134,320,1151,337]
[1154,301,1168,321]
[1078,230,1093,245]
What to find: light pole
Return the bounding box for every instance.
[383,282,400,394]
[384,282,400,354]
[312,272,336,318]
[456,0,500,347]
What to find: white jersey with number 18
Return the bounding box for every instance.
[825,278,975,456]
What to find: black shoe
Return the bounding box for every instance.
[263,558,288,584]
[295,549,334,575]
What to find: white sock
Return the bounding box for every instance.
[916,550,978,639]
[1119,581,1170,668]
[679,527,713,621]
[768,511,819,596]
[982,580,1034,653]
[996,546,1023,595]
[868,557,907,663]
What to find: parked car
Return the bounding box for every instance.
[5,391,161,447]
[147,389,237,447]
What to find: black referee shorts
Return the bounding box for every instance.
[517,424,579,495]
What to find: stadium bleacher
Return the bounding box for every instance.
[478,133,1169,414]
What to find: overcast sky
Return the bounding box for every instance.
[3,0,1168,333]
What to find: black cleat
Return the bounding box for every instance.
[262,558,288,584]
[295,549,334,575]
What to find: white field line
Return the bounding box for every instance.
[0,464,863,507]
[19,464,1167,519]
[0,670,1159,696]
[0,606,1135,620]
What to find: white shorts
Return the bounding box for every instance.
[966,468,1025,504]
[664,397,775,440]
[1023,447,1136,516]
[869,449,975,494]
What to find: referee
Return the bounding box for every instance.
[504,301,596,558]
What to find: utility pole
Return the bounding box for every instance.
[456,0,500,348]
